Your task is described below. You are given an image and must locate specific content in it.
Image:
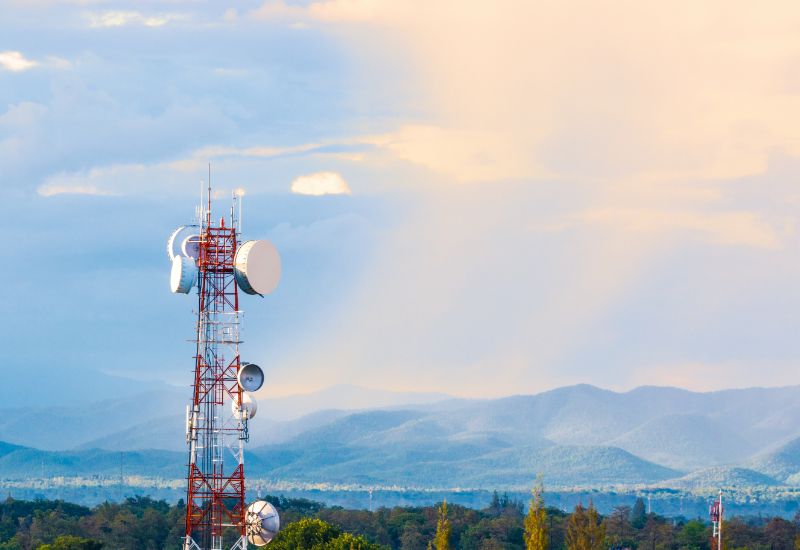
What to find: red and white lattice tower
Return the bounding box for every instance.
[168,180,281,550]
[710,490,723,550]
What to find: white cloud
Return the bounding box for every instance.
[0,51,38,72]
[36,164,147,197]
[222,8,238,22]
[86,11,184,28]
[37,184,114,197]
[291,172,352,196]
[579,207,785,250]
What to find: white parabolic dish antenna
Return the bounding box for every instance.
[232,392,257,420]
[181,234,201,259]
[238,363,264,392]
[170,255,197,294]
[234,240,281,295]
[246,501,280,546]
[167,225,200,261]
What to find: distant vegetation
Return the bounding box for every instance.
[2,492,800,550]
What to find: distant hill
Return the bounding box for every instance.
[0,384,450,451]
[748,437,800,482]
[663,467,782,489]
[609,413,753,470]
[3,384,800,489]
[0,440,186,479]
[0,390,184,451]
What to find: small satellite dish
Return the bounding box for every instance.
[167,225,199,261]
[181,234,201,259]
[170,255,197,294]
[232,392,258,420]
[237,362,264,392]
[246,501,280,546]
[234,240,281,296]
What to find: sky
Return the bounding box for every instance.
[1,0,800,404]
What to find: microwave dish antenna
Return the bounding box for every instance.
[181,234,201,259]
[232,392,257,420]
[167,225,200,261]
[246,501,280,547]
[238,362,264,392]
[170,255,197,294]
[234,240,281,296]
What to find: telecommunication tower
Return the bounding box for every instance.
[168,178,281,550]
[709,490,723,550]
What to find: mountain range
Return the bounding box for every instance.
[3,384,800,489]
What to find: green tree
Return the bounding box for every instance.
[677,519,709,550]
[269,518,382,550]
[326,531,383,550]
[270,518,340,549]
[630,499,646,530]
[524,480,548,550]
[36,535,103,550]
[434,501,451,550]
[399,523,426,550]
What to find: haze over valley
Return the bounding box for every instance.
[4,383,800,494]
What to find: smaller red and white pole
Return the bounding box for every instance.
[718,490,723,550]
[710,490,723,550]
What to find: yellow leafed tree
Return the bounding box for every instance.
[434,500,451,550]
[524,478,549,550]
[566,502,606,550]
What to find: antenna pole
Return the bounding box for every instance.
[718,490,723,550]
[207,163,212,229]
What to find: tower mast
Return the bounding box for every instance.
[169,177,282,550]
[184,183,247,550]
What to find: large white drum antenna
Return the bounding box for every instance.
[170,255,197,294]
[234,240,281,296]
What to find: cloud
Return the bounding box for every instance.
[0,51,38,72]
[290,171,352,196]
[3,0,800,399]
[579,208,785,250]
[252,0,800,185]
[365,124,548,183]
[86,11,184,28]
[37,165,143,197]
[37,184,115,197]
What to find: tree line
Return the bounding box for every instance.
[1,490,799,549]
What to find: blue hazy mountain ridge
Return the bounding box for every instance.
[0,383,449,451]
[3,384,800,487]
[608,414,754,471]
[748,437,800,481]
[0,389,185,450]
[661,467,782,488]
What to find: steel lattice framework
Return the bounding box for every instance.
[184,194,249,550]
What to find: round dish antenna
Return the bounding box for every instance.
[232,392,258,420]
[238,363,264,392]
[181,234,201,259]
[167,225,199,261]
[170,255,197,294]
[234,240,281,295]
[246,501,280,546]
